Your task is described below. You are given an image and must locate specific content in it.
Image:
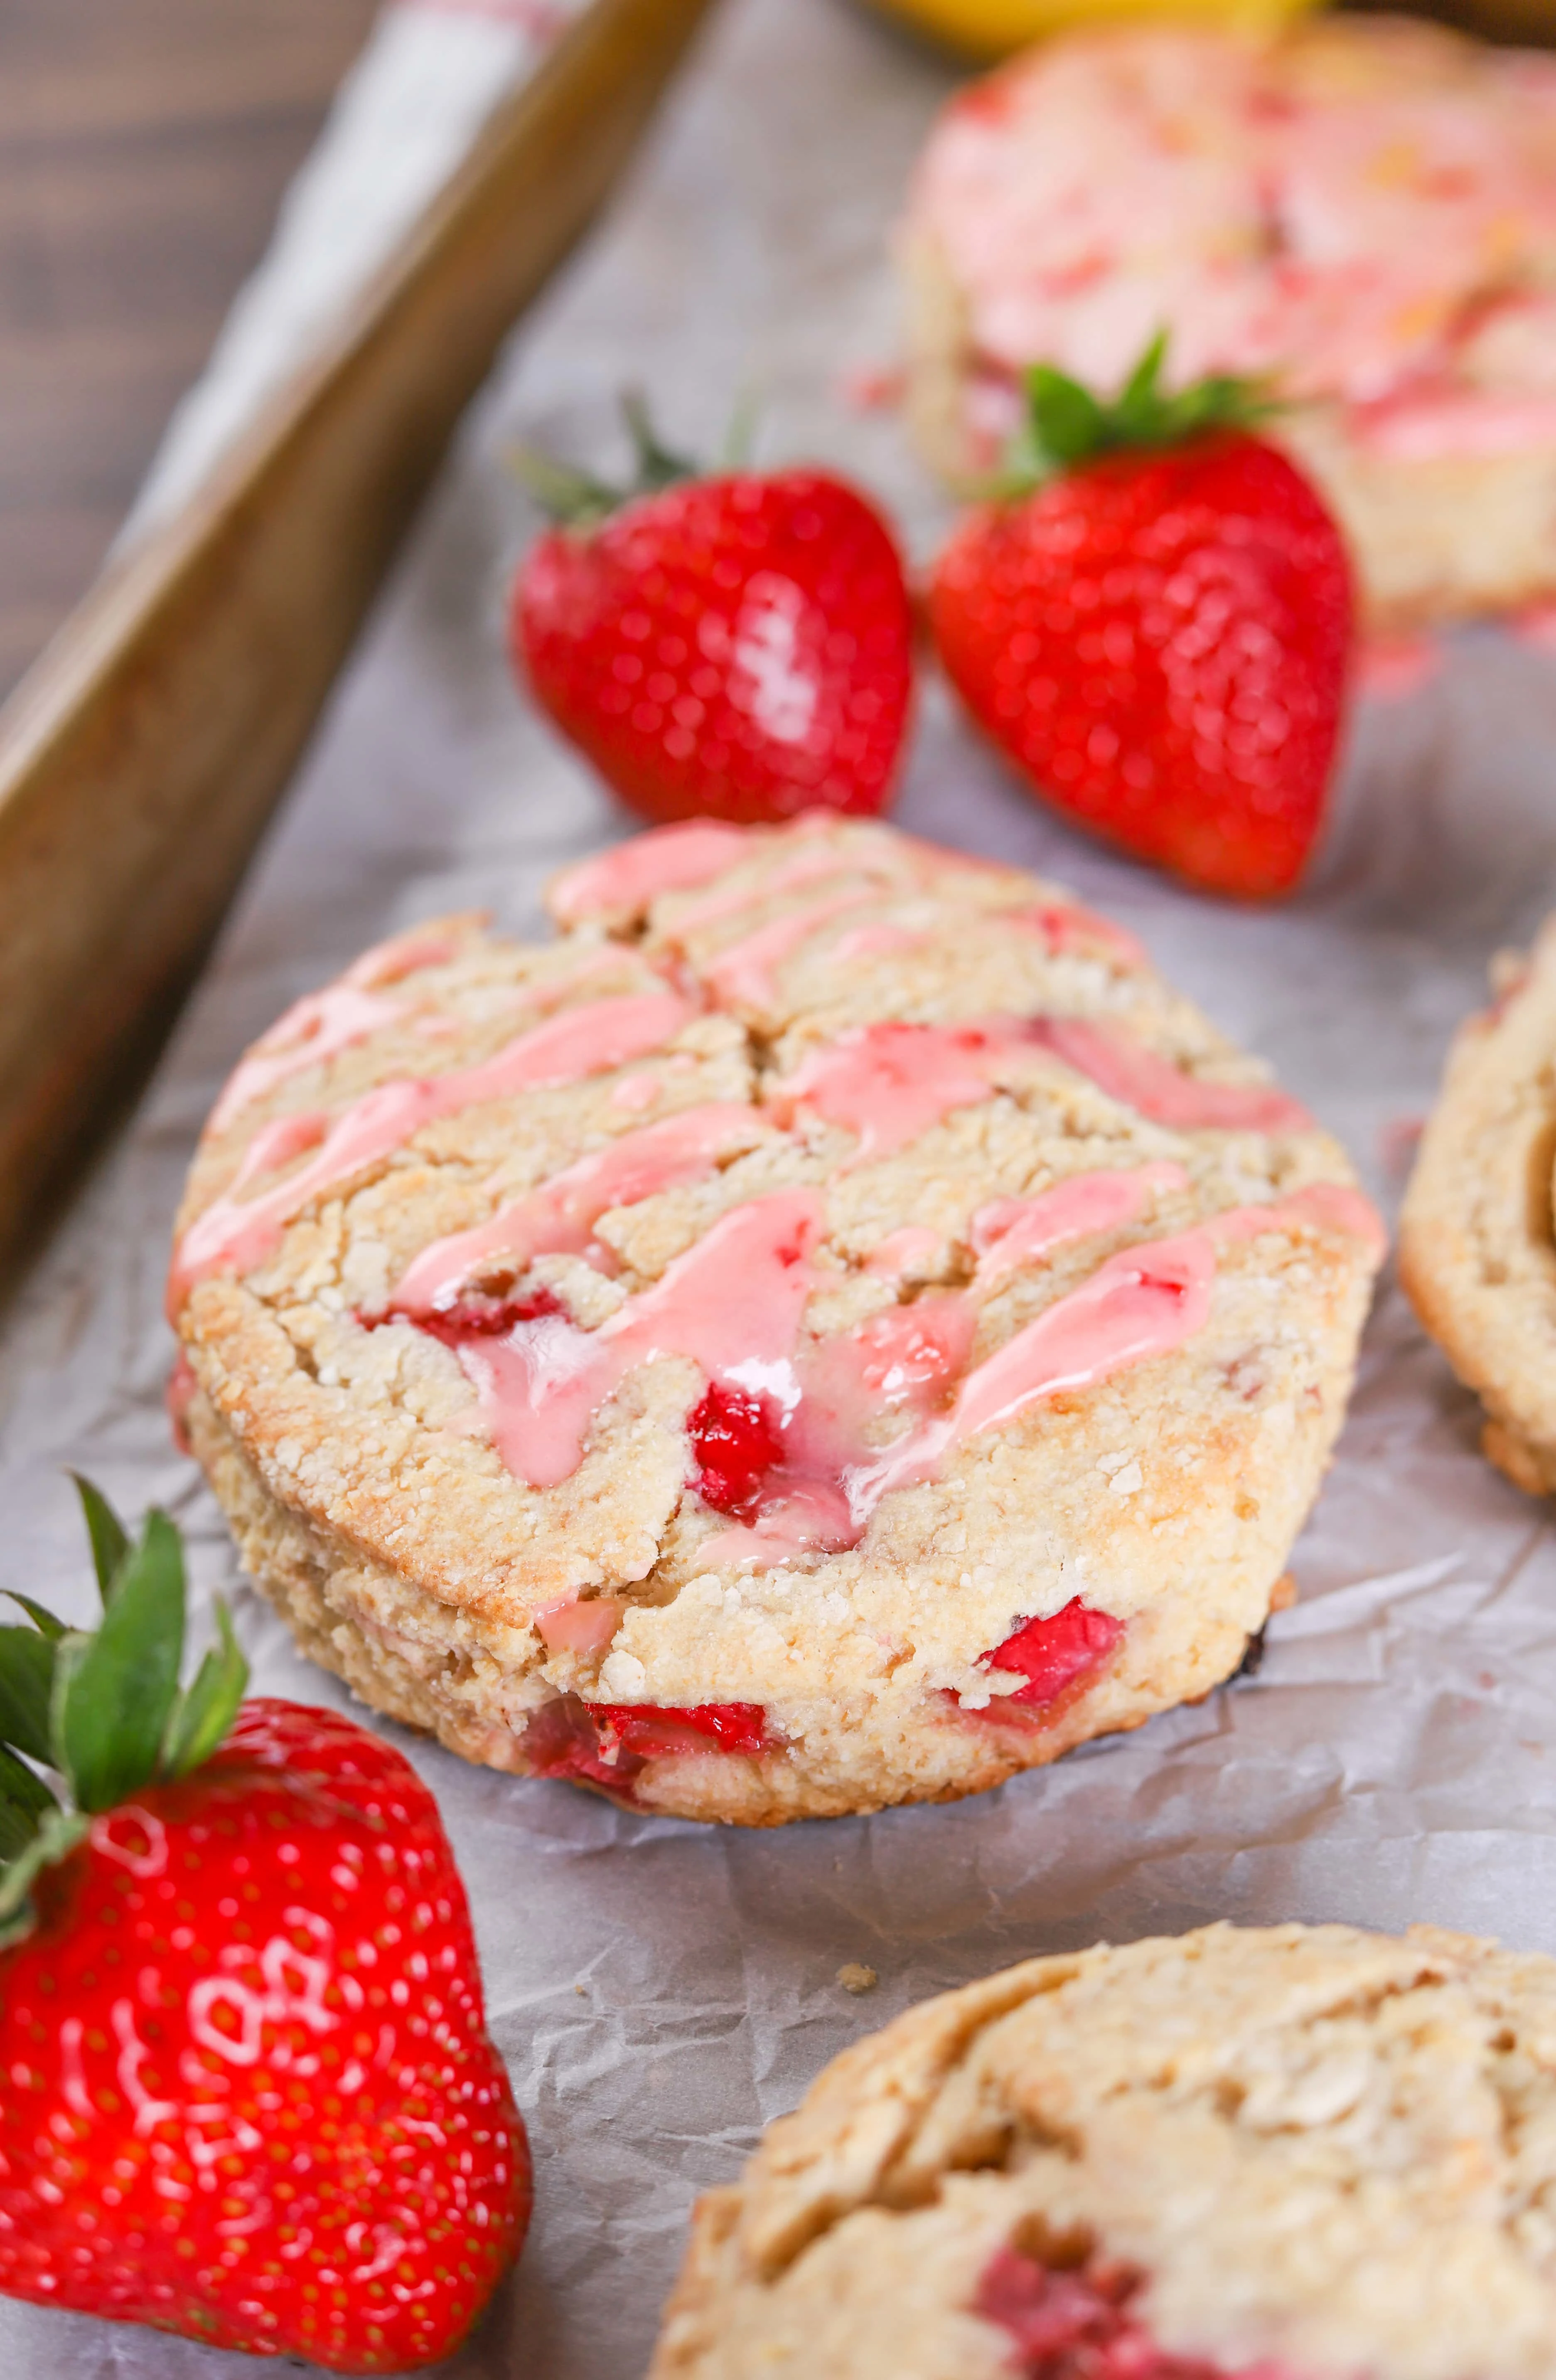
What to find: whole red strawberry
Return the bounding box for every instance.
[0,1484,529,2372]
[511,397,914,827]
[929,339,1354,898]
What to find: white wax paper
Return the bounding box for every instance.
[9,1,1556,2372]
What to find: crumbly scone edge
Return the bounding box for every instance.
[649,1921,1556,2380]
[1401,919,1556,1494]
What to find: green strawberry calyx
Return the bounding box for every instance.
[996,332,1278,495]
[510,388,755,527]
[0,1478,249,1949]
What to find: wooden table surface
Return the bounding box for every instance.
[0,0,380,704]
[2,0,1551,719]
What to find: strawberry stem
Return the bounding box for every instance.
[510,390,748,524]
[621,386,696,490]
[70,1469,131,1602]
[507,443,621,527]
[1001,331,1277,491]
[0,1482,251,1946]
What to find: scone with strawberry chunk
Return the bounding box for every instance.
[170,816,1382,1824]
[651,1922,1556,2380]
[901,15,1556,630]
[1400,917,1556,1496]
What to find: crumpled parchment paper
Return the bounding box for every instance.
[9,0,1556,2372]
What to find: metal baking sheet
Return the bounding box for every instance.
[8,1,1556,2371]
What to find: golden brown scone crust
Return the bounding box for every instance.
[1401,922,1556,1495]
[651,1922,1556,2380]
[172,817,1379,1823]
[899,15,1556,634]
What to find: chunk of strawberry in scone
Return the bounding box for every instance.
[977,2249,1288,2380]
[523,1695,771,1801]
[977,1598,1124,1719]
[413,1284,566,1342]
[689,1382,784,1517]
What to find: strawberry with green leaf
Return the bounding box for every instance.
[929,336,1354,899]
[0,1482,530,2373]
[510,394,915,827]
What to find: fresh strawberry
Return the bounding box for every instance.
[929,337,1354,898]
[0,1483,529,2373]
[510,395,914,827]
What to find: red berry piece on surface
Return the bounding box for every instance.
[981,1598,1123,1713]
[688,1381,784,1517]
[522,1694,770,1799]
[414,1282,565,1344]
[510,398,914,827]
[929,336,1354,899]
[0,1482,529,2373]
[976,2245,1246,2378]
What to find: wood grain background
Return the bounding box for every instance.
[0,0,379,703]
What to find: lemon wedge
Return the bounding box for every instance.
[866,0,1322,62]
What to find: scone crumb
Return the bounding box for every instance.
[837,1962,879,1995]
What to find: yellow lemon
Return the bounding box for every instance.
[866,0,1322,62]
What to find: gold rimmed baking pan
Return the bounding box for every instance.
[0,0,719,1288]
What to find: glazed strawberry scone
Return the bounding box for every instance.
[169,816,1381,1824]
[901,15,1556,630]
[651,1922,1556,2380]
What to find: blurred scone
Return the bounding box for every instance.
[1401,920,1556,1495]
[170,815,1381,1824]
[652,1921,1556,2380]
[900,15,1556,630]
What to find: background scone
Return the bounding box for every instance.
[1400,920,1556,1495]
[651,1921,1556,2380]
[901,15,1556,630]
[170,816,1381,1825]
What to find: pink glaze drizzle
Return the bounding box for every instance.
[445,1191,825,1488]
[828,920,923,965]
[771,1019,1038,1163]
[169,989,695,1313]
[771,1016,1309,1165]
[1209,1181,1388,1263]
[209,984,406,1133]
[407,1157,1374,1550]
[665,841,869,936]
[971,1163,1189,1286]
[207,923,467,1132]
[391,1102,763,1315]
[1004,902,1148,968]
[844,1227,1219,1521]
[701,889,880,1009]
[698,1296,981,1573]
[706,1171,1196,1571]
[1033,1019,1313,1134]
[549,820,752,924]
[1355,387,1556,461]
